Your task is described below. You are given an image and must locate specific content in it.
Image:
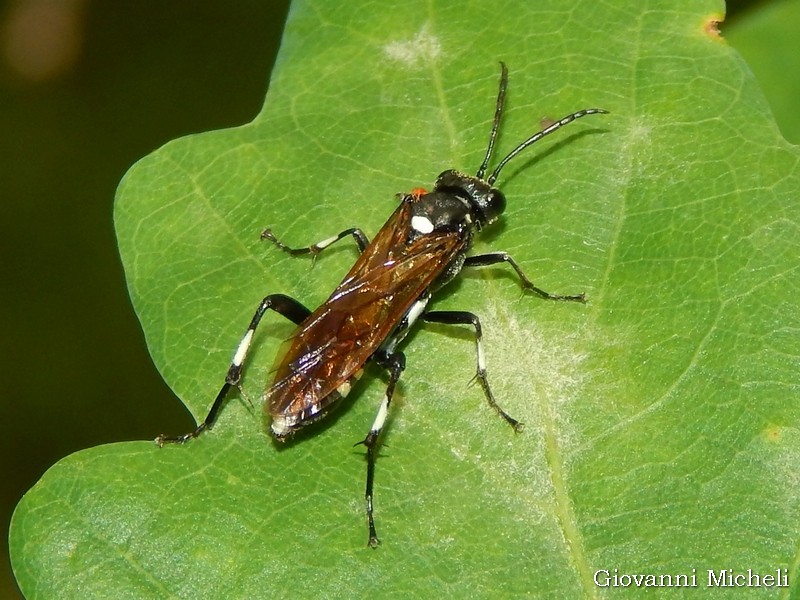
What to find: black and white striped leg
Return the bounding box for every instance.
[155,294,311,446]
[355,350,406,548]
[423,310,523,432]
[261,227,370,255]
[464,252,585,302]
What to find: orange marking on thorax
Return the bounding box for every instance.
[410,187,427,200]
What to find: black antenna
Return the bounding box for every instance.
[475,62,509,180]
[486,107,609,185]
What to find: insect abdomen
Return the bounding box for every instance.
[269,368,364,438]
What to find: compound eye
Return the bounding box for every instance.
[481,189,506,223]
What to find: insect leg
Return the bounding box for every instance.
[261,227,370,255]
[355,350,406,548]
[464,252,585,302]
[423,310,523,432]
[155,294,311,446]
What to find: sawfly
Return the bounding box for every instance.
[157,63,607,547]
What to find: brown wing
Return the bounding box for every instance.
[266,200,468,431]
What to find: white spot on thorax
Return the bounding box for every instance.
[411,215,434,234]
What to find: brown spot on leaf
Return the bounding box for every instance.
[763,425,781,442]
[704,13,724,40]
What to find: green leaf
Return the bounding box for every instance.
[726,0,800,144]
[11,1,800,598]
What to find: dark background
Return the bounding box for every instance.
[0,2,290,596]
[0,0,769,596]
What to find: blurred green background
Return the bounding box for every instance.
[0,0,790,597]
[0,2,289,596]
